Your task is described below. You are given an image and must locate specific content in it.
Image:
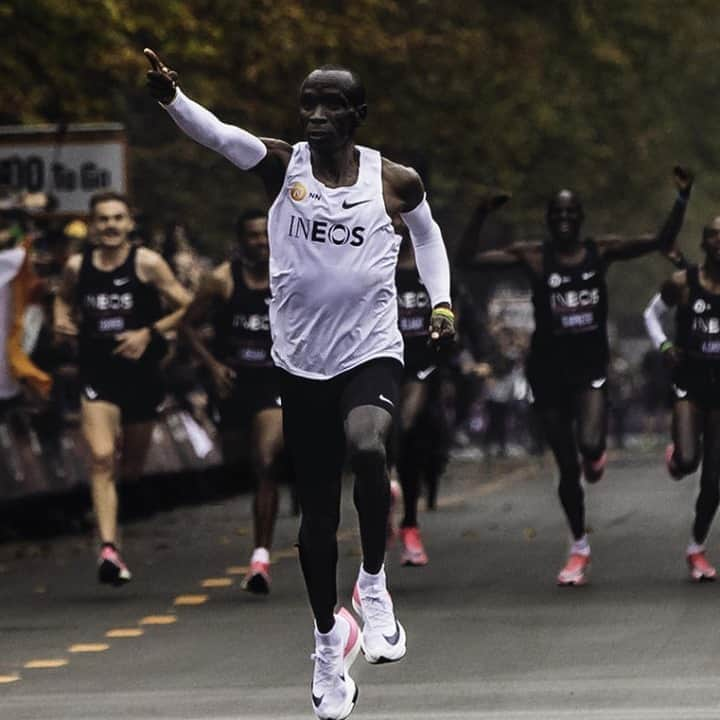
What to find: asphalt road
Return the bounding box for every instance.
[2,450,720,720]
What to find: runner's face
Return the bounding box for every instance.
[239,217,269,266]
[547,192,583,248]
[299,71,360,152]
[702,216,720,262]
[91,200,133,248]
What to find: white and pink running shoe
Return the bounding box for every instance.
[399,526,428,567]
[557,552,590,586]
[352,582,406,664]
[311,607,361,720]
[241,560,271,595]
[687,550,717,582]
[98,544,132,586]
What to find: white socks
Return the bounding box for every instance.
[358,564,386,593]
[687,541,705,555]
[251,547,270,564]
[570,535,591,557]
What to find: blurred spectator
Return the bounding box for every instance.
[161,220,207,294]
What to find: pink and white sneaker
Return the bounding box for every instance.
[557,552,590,586]
[98,544,132,586]
[352,582,406,664]
[687,550,717,582]
[311,607,361,720]
[582,451,607,484]
[399,526,428,567]
[241,560,271,595]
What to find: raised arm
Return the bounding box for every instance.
[598,166,693,264]
[144,48,291,198]
[454,191,512,268]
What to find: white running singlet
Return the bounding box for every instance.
[267,142,403,379]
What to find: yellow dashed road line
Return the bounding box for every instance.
[140,615,178,625]
[174,594,208,606]
[201,578,234,588]
[226,565,249,575]
[0,674,20,683]
[106,628,144,638]
[23,659,68,669]
[68,644,110,653]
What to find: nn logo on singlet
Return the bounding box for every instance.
[289,182,321,202]
[287,215,365,247]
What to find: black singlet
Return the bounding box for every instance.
[212,261,273,371]
[76,244,163,378]
[675,266,720,362]
[529,239,609,376]
[396,267,432,372]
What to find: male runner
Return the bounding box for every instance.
[644,216,720,581]
[54,192,189,585]
[146,49,454,720]
[392,221,447,566]
[182,209,284,595]
[456,169,692,586]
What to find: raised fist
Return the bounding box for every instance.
[673,165,694,198]
[144,48,178,104]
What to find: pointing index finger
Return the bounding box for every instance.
[143,48,163,71]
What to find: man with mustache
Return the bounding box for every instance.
[54,192,190,586]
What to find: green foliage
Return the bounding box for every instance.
[4,0,720,315]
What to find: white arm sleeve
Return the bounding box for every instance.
[400,195,451,307]
[643,293,671,349]
[163,88,267,170]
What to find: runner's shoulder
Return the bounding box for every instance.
[381,159,424,213]
[260,138,294,162]
[65,252,83,273]
[661,269,689,305]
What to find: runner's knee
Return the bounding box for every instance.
[90,445,115,474]
[675,446,701,475]
[347,431,386,477]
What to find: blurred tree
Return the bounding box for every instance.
[3,0,720,318]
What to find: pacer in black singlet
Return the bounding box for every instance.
[645,219,720,581]
[182,210,286,595]
[390,229,449,567]
[211,259,281,427]
[457,171,692,586]
[54,191,189,587]
[527,238,609,408]
[76,243,166,422]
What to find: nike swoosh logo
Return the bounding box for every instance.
[673,385,688,399]
[581,272,596,280]
[378,393,394,407]
[383,621,401,645]
[416,366,436,381]
[312,692,324,708]
[590,377,606,389]
[342,199,372,209]
[113,277,130,286]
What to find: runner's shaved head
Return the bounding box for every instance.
[301,66,366,108]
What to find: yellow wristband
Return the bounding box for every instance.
[431,307,455,321]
